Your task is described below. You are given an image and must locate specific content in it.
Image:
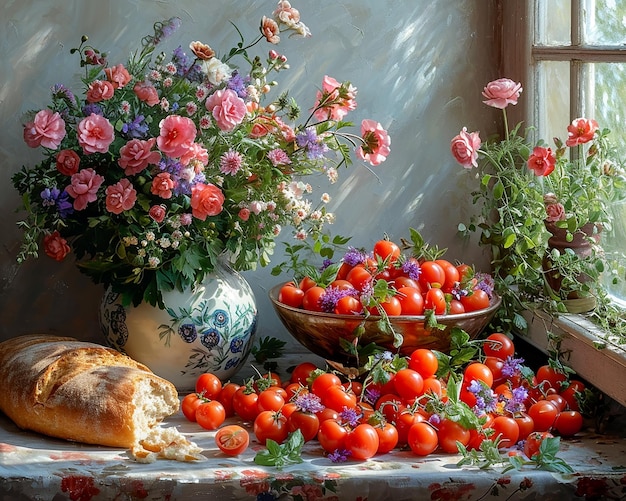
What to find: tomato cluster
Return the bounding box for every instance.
[278,238,493,316]
[182,333,586,461]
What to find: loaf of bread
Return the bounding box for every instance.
[0,334,203,462]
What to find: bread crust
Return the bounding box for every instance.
[0,334,180,448]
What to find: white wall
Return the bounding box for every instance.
[0,0,500,348]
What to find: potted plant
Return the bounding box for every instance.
[450,78,626,334]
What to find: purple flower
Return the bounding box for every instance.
[401,259,421,281]
[227,71,248,98]
[339,407,361,427]
[56,191,74,218]
[294,393,325,414]
[51,84,77,108]
[319,286,358,313]
[41,188,73,218]
[428,413,442,426]
[122,114,149,138]
[41,187,61,207]
[475,272,495,298]
[82,103,103,116]
[320,258,334,271]
[296,128,328,159]
[502,356,525,377]
[343,247,367,267]
[504,385,529,414]
[328,448,351,463]
[363,387,381,405]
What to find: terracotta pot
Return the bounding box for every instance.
[542,221,601,312]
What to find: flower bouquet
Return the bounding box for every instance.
[451,78,626,328]
[12,1,391,308]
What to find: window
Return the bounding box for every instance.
[502,0,626,307]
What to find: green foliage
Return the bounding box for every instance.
[254,429,305,469]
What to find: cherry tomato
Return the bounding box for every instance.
[311,372,342,396]
[335,295,363,315]
[374,422,399,454]
[554,410,584,436]
[217,382,240,418]
[317,407,340,423]
[437,419,470,453]
[448,299,465,314]
[215,425,250,456]
[393,276,421,290]
[290,362,319,385]
[395,410,424,447]
[490,415,519,448]
[546,393,567,412]
[232,387,260,422]
[336,262,353,280]
[195,400,226,430]
[559,380,585,412]
[461,289,490,312]
[375,393,405,424]
[373,239,401,263]
[257,389,285,412]
[407,422,439,456]
[253,410,289,445]
[524,431,553,459]
[464,362,494,388]
[345,423,379,460]
[484,356,506,386]
[318,419,348,453]
[393,368,425,399]
[278,282,305,308]
[527,399,559,431]
[322,384,358,412]
[419,261,446,289]
[434,259,460,292]
[422,377,443,397]
[514,412,535,441]
[424,288,446,315]
[287,411,320,442]
[483,333,516,360]
[299,276,317,292]
[535,365,567,391]
[329,279,356,291]
[370,296,402,316]
[195,373,223,399]
[408,349,439,379]
[302,286,325,312]
[181,393,204,422]
[397,286,425,315]
[346,265,373,292]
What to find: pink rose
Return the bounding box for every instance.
[482,78,523,109]
[356,119,391,166]
[238,208,251,221]
[150,172,176,199]
[105,178,137,214]
[545,202,566,222]
[527,146,556,176]
[261,16,280,44]
[104,64,132,89]
[134,81,160,106]
[157,115,197,158]
[118,138,161,175]
[190,183,225,220]
[56,149,80,176]
[565,117,599,147]
[180,142,209,167]
[43,231,71,261]
[149,205,167,223]
[23,109,66,149]
[205,89,246,131]
[65,168,104,210]
[273,0,301,25]
[77,114,115,154]
[313,75,357,121]
[86,80,115,103]
[450,127,481,169]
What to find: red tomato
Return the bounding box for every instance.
[374,422,399,454]
[393,368,425,400]
[434,259,460,292]
[375,393,405,423]
[290,362,318,385]
[287,411,320,442]
[346,265,373,292]
[456,263,474,282]
[483,333,516,360]
[490,415,519,448]
[195,400,226,430]
[195,373,223,399]
[395,410,424,447]
[336,262,353,280]
[215,425,250,456]
[329,279,355,291]
[253,410,289,445]
[419,261,446,289]
[514,412,535,441]
[217,382,240,418]
[299,276,317,292]
[460,289,490,312]
[345,423,380,460]
[311,372,342,396]
[524,431,553,459]
[483,356,506,386]
[448,299,465,314]
[301,286,325,312]
[335,295,363,315]
[407,422,439,456]
[278,282,305,308]
[528,400,559,431]
[318,419,348,453]
[422,377,443,397]
[373,239,401,263]
[559,380,585,412]
[317,407,340,423]
[536,365,567,391]
[546,393,567,412]
[257,389,285,412]
[322,384,358,412]
[397,286,425,315]
[464,362,494,388]
[393,276,420,290]
[232,387,260,422]
[370,296,402,316]
[408,349,439,378]
[424,288,446,315]
[437,419,471,453]
[554,410,584,436]
[181,393,204,422]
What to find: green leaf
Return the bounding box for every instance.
[253,429,305,469]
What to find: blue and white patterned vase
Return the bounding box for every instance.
[99,259,257,392]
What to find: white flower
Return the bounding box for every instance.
[321,193,331,203]
[148,256,160,268]
[201,57,232,85]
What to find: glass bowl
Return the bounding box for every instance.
[268,283,501,364]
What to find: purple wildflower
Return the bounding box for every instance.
[56,191,74,218]
[171,45,202,81]
[296,128,318,148]
[41,188,73,218]
[320,258,334,271]
[153,17,182,45]
[227,71,248,98]
[501,356,525,378]
[82,103,103,116]
[328,448,351,463]
[294,393,325,414]
[363,387,381,406]
[468,380,497,416]
[319,286,358,313]
[51,84,77,108]
[339,407,361,427]
[401,259,421,281]
[475,272,495,298]
[122,114,149,138]
[450,285,470,301]
[296,128,328,159]
[504,386,529,414]
[428,413,442,426]
[342,247,367,267]
[41,187,61,207]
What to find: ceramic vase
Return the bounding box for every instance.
[99,260,257,392]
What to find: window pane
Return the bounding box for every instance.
[536,61,570,144]
[592,62,626,146]
[586,0,626,45]
[535,0,570,45]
